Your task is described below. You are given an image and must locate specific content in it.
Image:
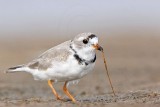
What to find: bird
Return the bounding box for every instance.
[6,32,103,102]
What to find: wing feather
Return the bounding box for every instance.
[27,40,72,71]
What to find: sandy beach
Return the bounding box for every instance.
[0,36,160,107]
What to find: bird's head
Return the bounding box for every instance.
[72,32,103,52]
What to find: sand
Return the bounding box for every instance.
[0,36,160,107]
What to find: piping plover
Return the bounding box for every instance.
[6,32,104,102]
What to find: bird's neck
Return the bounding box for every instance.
[70,44,96,61]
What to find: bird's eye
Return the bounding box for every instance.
[83,39,88,44]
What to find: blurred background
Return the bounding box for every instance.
[0,0,160,104]
[1,0,160,38]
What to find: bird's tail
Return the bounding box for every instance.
[6,65,25,73]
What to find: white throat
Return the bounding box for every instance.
[72,44,96,61]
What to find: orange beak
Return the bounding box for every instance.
[93,44,103,52]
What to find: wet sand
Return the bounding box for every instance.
[0,36,160,107]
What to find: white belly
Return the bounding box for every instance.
[31,56,95,82]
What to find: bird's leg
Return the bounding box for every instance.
[63,81,76,102]
[48,80,62,100]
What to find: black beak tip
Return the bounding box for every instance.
[98,46,103,52]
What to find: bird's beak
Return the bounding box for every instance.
[93,44,103,52]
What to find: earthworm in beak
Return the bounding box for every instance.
[94,44,116,96]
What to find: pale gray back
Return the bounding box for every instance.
[27,40,72,71]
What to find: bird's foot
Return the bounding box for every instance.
[57,97,76,103]
[56,96,63,101]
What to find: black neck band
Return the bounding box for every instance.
[70,44,96,66]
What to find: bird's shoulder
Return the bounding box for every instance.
[39,40,72,59]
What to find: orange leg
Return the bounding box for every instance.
[48,80,62,100]
[63,81,76,102]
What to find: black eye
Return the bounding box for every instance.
[83,39,88,44]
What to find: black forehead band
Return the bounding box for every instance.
[88,34,96,39]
